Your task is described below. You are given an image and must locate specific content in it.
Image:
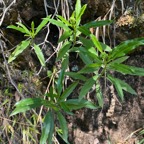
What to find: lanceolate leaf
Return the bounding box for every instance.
[16,22,31,35]
[65,99,98,110]
[58,30,73,43]
[33,44,45,66]
[48,18,70,31]
[40,111,54,144]
[65,72,87,81]
[100,42,112,52]
[77,4,87,24]
[107,75,124,101]
[78,26,91,35]
[57,112,69,143]
[76,43,101,63]
[60,102,73,115]
[31,21,35,36]
[35,15,51,35]
[96,80,103,107]
[57,69,65,95]
[57,15,70,25]
[78,63,101,74]
[107,75,137,100]
[108,37,144,60]
[7,25,26,33]
[108,56,129,65]
[79,75,98,100]
[118,78,137,95]
[79,52,92,64]
[90,34,103,54]
[8,40,31,63]
[57,42,72,61]
[75,0,81,19]
[60,82,78,102]
[84,20,113,29]
[79,37,94,48]
[86,47,102,62]
[108,63,144,76]
[10,98,46,116]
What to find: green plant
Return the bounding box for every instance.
[137,129,144,144]
[71,36,144,106]
[9,0,144,144]
[10,1,100,143]
[7,16,51,66]
[10,79,97,144]
[47,0,144,107]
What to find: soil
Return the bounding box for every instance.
[0,0,144,144]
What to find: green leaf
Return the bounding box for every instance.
[90,34,104,54]
[107,75,124,101]
[59,82,78,102]
[40,111,54,144]
[16,22,31,36]
[139,129,144,135]
[96,80,103,107]
[86,48,101,62]
[48,18,70,31]
[60,102,73,115]
[75,38,99,59]
[65,99,98,110]
[84,20,113,29]
[138,129,144,144]
[139,139,144,144]
[65,72,87,81]
[7,25,26,34]
[79,52,92,64]
[10,98,45,116]
[8,40,31,63]
[100,42,112,52]
[33,44,45,66]
[46,87,58,100]
[76,41,101,62]
[57,15,70,26]
[31,21,35,35]
[58,30,73,43]
[62,54,69,70]
[108,56,129,65]
[78,63,101,73]
[57,69,65,95]
[76,4,87,25]
[57,42,72,61]
[57,112,69,143]
[79,37,94,48]
[108,63,144,76]
[78,26,91,35]
[35,15,51,35]
[75,0,81,19]
[119,80,137,95]
[108,75,137,95]
[79,75,98,100]
[87,48,102,62]
[108,37,144,60]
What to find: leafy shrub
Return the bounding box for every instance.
[8,0,144,143]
